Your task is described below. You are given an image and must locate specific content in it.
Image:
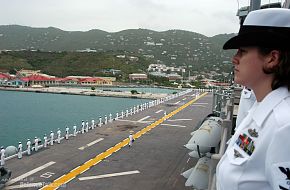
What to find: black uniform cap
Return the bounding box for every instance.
[223,8,290,50]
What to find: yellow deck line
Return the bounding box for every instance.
[40,92,208,190]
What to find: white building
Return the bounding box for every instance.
[129,73,148,80]
[147,64,186,73]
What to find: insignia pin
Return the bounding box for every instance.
[248,128,259,138]
[234,149,244,158]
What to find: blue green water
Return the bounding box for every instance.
[65,86,179,94]
[98,87,179,94]
[0,90,152,147]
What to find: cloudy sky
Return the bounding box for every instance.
[0,0,280,37]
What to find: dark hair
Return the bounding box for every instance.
[258,48,290,91]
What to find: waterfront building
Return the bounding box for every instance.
[129,73,148,80]
[0,71,114,87]
[66,76,113,85]
[59,78,78,85]
[78,77,112,86]
[8,78,29,87]
[23,74,59,87]
[0,73,11,85]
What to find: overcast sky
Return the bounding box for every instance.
[0,0,281,37]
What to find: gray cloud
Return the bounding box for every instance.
[0,0,281,36]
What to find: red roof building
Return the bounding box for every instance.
[0,73,12,80]
[26,74,58,86]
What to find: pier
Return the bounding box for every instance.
[0,86,170,99]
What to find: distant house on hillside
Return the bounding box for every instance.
[129,73,147,81]
[147,64,185,73]
[128,56,139,62]
[16,69,41,77]
[167,73,182,81]
[148,72,167,78]
[100,69,122,76]
[116,55,125,59]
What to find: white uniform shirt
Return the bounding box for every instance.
[50,132,54,145]
[27,140,31,154]
[57,130,61,137]
[0,148,4,158]
[129,134,134,146]
[65,127,69,139]
[73,125,77,136]
[0,148,5,165]
[44,136,48,147]
[34,138,39,151]
[85,121,89,132]
[18,144,22,152]
[91,120,95,129]
[236,87,256,128]
[81,121,85,133]
[57,130,61,143]
[18,143,23,158]
[216,87,290,190]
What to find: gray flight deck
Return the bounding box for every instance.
[4,91,213,190]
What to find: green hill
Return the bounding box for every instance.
[0,51,150,78]
[0,25,236,78]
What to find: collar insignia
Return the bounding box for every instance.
[248,128,259,138]
[234,149,244,158]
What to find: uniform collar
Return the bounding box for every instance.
[252,87,290,127]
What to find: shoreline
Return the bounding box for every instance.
[0,86,170,99]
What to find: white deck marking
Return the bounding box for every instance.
[155,109,163,113]
[4,182,43,189]
[168,119,192,121]
[40,172,55,179]
[78,170,140,181]
[78,138,104,150]
[191,105,207,108]
[193,103,208,105]
[174,101,181,105]
[5,161,56,186]
[117,119,153,124]
[161,124,187,128]
[137,116,151,122]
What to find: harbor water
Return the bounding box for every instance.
[0,88,177,147]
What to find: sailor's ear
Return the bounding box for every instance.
[265,50,280,69]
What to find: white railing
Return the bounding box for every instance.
[182,88,235,190]
[208,95,234,190]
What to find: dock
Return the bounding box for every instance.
[0,87,170,99]
[3,90,213,190]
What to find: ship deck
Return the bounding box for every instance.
[4,91,213,190]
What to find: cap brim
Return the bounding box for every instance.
[223,35,241,50]
[223,32,290,50]
[223,33,265,50]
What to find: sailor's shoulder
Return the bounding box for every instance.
[273,96,290,127]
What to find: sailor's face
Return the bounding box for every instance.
[232,47,266,88]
